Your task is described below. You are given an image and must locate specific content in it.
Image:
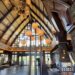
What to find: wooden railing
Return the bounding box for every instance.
[11,46,52,52]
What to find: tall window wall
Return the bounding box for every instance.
[12,23,47,48]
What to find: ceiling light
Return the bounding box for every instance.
[36,28,44,36]
[32,22,39,29]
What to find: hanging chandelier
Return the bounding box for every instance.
[4,0,31,17]
[32,22,39,29]
[36,28,44,36]
[25,30,32,36]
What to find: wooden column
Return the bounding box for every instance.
[8,52,12,66]
[17,52,19,65]
[52,12,70,62]
[42,51,45,64]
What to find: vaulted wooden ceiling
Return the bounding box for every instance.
[0,0,74,51]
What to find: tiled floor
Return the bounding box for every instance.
[0,66,59,75]
[0,66,29,75]
[0,66,41,75]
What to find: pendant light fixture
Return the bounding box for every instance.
[32,22,39,29]
[25,30,32,36]
[36,28,44,36]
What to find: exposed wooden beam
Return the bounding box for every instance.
[10,22,29,46]
[52,12,67,42]
[5,16,29,44]
[0,15,19,39]
[10,46,53,52]
[50,45,58,53]
[1,0,12,10]
[0,42,53,52]
[52,12,66,34]
[32,1,58,32]
[31,3,52,34]
[31,9,52,39]
[1,0,19,25]
[6,15,50,46]
[31,16,49,38]
[0,7,13,22]
[0,42,11,51]
[32,2,49,20]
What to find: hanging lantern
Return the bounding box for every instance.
[25,30,32,36]
[36,28,44,36]
[32,22,39,29]
[31,36,35,41]
[45,39,51,44]
[26,0,31,6]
